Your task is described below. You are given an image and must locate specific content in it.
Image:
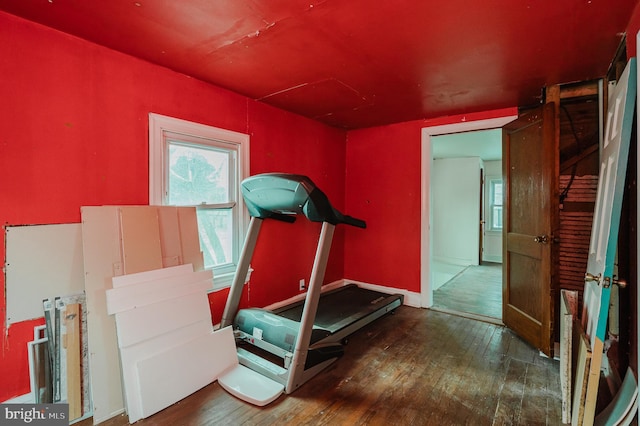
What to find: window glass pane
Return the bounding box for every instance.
[492,206,503,229]
[197,208,232,269]
[493,181,503,206]
[168,142,230,205]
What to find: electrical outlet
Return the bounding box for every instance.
[299,279,306,291]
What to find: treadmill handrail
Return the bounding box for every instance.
[241,173,366,228]
[339,214,366,229]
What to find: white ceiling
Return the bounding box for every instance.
[432,129,502,161]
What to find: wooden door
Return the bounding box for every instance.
[502,103,557,357]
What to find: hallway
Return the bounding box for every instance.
[432,262,502,320]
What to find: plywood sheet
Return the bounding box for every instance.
[572,322,593,426]
[59,293,91,419]
[583,338,605,426]
[80,206,125,424]
[119,206,163,274]
[561,290,578,424]
[177,207,204,271]
[157,207,183,267]
[5,223,84,324]
[64,303,82,420]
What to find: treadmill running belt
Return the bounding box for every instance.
[275,285,400,333]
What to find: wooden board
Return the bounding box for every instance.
[80,206,126,424]
[119,206,163,274]
[572,324,593,426]
[561,289,578,423]
[178,207,204,271]
[64,303,82,420]
[157,207,183,267]
[60,293,91,419]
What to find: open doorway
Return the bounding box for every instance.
[430,130,503,320]
[420,114,517,322]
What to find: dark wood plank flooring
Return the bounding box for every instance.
[79,307,561,426]
[433,262,502,320]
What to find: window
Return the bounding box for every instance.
[489,179,503,231]
[149,113,250,289]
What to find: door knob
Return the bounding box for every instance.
[585,272,601,284]
[533,235,549,244]
[613,277,627,288]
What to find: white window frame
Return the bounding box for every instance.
[149,113,250,290]
[488,178,503,231]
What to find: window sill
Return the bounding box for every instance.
[209,267,253,292]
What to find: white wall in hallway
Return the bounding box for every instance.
[432,157,481,267]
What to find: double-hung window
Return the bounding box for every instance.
[489,178,503,231]
[149,113,250,289]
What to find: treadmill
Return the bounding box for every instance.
[218,173,403,405]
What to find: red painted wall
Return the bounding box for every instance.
[0,12,346,401]
[5,1,636,404]
[344,109,518,294]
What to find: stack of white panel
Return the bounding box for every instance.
[106,264,237,423]
[81,205,206,423]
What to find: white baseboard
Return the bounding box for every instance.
[343,278,422,308]
[262,278,420,310]
[432,256,473,267]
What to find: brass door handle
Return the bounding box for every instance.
[613,277,627,288]
[585,272,601,284]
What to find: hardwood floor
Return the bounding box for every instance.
[79,306,562,426]
[433,262,502,320]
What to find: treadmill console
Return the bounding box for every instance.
[241,173,366,228]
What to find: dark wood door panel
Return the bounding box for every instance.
[506,233,543,259]
[506,252,543,321]
[502,103,557,357]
